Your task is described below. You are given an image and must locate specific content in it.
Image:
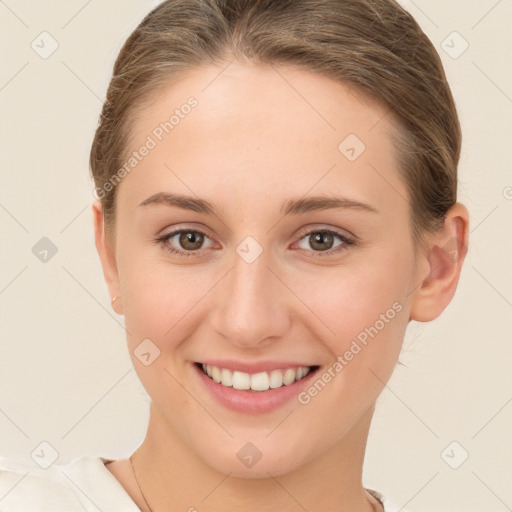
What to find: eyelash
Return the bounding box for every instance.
[155,227,356,259]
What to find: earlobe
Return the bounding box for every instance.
[92,201,124,315]
[409,203,469,322]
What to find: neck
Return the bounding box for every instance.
[132,403,378,512]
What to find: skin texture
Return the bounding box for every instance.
[93,61,469,511]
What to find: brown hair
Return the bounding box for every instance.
[90,0,461,247]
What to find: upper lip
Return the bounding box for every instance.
[196,360,318,374]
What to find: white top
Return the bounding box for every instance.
[0,455,407,511]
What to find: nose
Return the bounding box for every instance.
[208,249,291,349]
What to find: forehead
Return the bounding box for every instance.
[132,60,395,145]
[119,61,407,214]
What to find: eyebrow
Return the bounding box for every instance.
[137,192,378,217]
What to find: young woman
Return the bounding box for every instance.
[0,0,469,510]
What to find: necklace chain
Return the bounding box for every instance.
[129,453,382,512]
[129,453,154,512]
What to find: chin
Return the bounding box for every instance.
[192,436,311,479]
[207,453,302,479]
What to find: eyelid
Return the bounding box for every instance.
[290,227,356,257]
[156,223,356,257]
[157,222,214,239]
[294,224,355,242]
[155,225,216,254]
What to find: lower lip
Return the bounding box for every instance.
[192,363,319,414]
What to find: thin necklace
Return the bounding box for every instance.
[129,453,382,512]
[129,453,154,512]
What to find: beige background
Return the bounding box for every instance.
[0,1,511,510]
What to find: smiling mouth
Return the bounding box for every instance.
[195,362,320,392]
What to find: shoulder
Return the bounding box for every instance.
[0,454,136,512]
[366,487,412,512]
[0,454,91,511]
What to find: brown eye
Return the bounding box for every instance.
[178,231,205,251]
[295,228,355,257]
[308,232,335,251]
[157,228,214,257]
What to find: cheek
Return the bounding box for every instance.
[292,263,410,435]
[117,227,413,363]
[294,248,412,376]
[305,266,408,338]
[118,251,216,346]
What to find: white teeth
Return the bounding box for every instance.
[269,369,283,388]
[221,368,232,387]
[211,366,222,383]
[232,371,251,390]
[250,372,270,391]
[200,364,312,391]
[282,368,296,386]
[297,366,311,380]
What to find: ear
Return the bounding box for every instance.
[409,202,469,322]
[92,200,123,315]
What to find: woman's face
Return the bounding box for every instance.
[110,62,423,476]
